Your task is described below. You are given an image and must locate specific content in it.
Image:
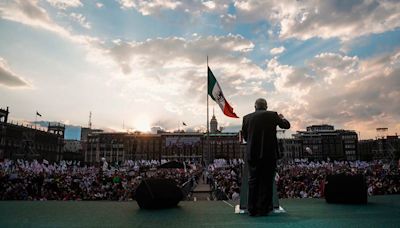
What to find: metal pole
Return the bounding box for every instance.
[35,111,37,129]
[206,56,210,165]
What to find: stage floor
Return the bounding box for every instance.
[0,195,399,227]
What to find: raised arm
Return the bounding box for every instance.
[276,112,290,129]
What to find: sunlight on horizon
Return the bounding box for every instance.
[133,116,152,132]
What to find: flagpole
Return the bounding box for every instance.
[206,56,210,165]
[35,111,37,129]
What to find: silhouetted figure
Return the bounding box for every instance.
[242,98,290,216]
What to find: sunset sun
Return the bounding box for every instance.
[134,118,151,132]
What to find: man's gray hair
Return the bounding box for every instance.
[255,98,268,110]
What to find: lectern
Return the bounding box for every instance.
[236,143,285,214]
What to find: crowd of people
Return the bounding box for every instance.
[208,159,243,200]
[277,160,400,199]
[1,158,399,201]
[0,159,200,201]
[208,159,400,200]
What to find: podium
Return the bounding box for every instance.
[238,145,248,212]
[236,143,285,214]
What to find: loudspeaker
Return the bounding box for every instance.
[135,179,183,209]
[325,174,367,204]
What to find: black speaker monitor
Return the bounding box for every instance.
[325,174,367,204]
[135,179,183,209]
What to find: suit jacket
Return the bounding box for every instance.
[242,110,290,165]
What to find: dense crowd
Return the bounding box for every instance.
[208,159,400,200]
[1,158,399,201]
[277,160,400,199]
[208,159,243,200]
[0,159,200,201]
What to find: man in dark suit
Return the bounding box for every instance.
[242,98,290,216]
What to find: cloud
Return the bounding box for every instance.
[102,43,399,138]
[0,0,98,45]
[120,0,180,14]
[116,1,400,41]
[117,0,230,16]
[268,50,400,138]
[308,53,359,84]
[96,2,104,8]
[118,0,135,9]
[105,34,267,101]
[46,0,83,10]
[105,34,255,75]
[83,34,269,124]
[270,46,285,55]
[0,1,266,122]
[0,0,104,81]
[282,68,314,88]
[70,12,91,29]
[0,57,29,88]
[220,13,236,26]
[116,1,233,29]
[234,0,400,40]
[265,57,314,104]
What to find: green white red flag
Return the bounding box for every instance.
[207,67,239,118]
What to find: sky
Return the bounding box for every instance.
[0,0,400,140]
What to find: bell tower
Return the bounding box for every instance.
[210,108,218,133]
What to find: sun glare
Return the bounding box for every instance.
[134,118,151,132]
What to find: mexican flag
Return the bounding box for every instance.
[208,67,239,118]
